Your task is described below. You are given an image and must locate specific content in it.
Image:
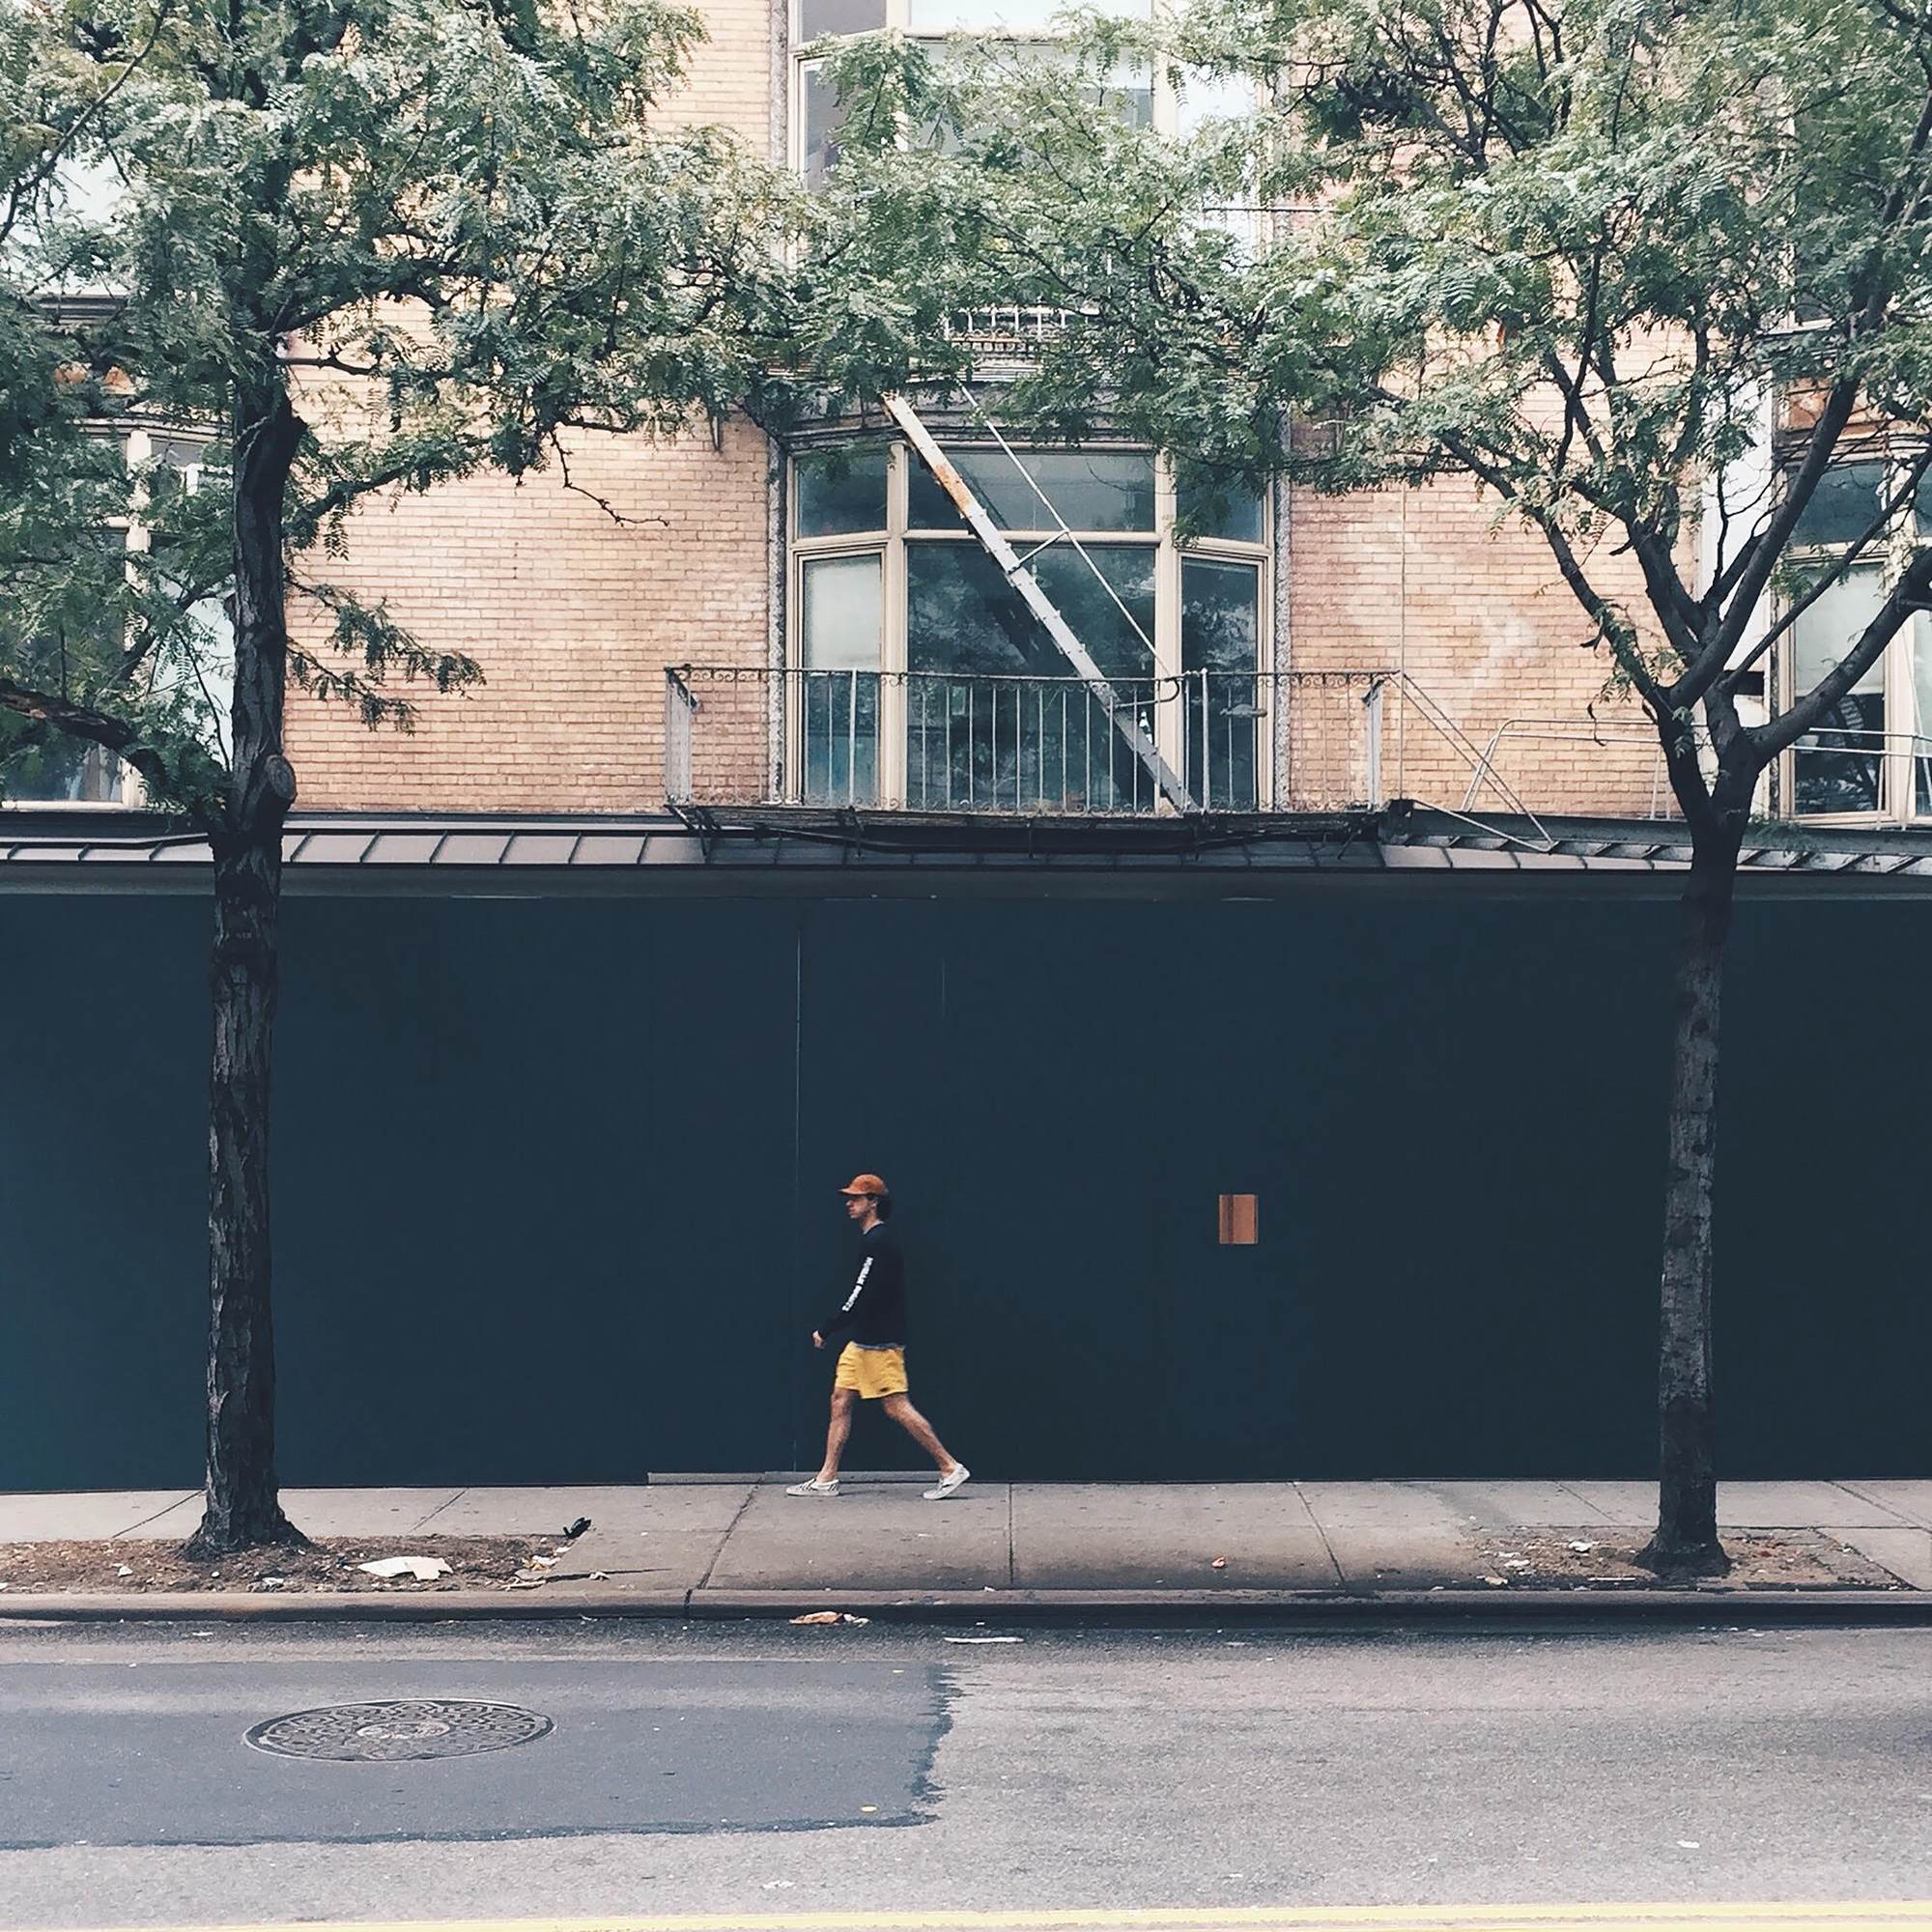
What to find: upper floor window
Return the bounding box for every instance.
[794,0,1220,186]
[789,439,1268,811]
[0,429,234,810]
[1780,454,1932,821]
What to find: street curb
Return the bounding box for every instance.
[0,1584,1925,1627]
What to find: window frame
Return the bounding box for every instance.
[1776,448,1932,825]
[789,0,1249,182]
[0,422,232,812]
[786,437,1272,810]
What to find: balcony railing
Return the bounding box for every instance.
[666,667,1409,817]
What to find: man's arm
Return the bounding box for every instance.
[814,1253,873,1347]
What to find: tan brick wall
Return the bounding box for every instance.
[284,0,777,813]
[286,421,772,811]
[285,0,1699,827]
[1287,479,1677,820]
[664,0,774,145]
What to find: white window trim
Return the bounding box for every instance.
[788,438,1272,809]
[1776,449,1930,827]
[0,421,229,812]
[791,1,1219,180]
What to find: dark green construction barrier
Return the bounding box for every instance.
[0,887,1923,1486]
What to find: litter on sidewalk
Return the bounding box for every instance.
[356,1556,450,1582]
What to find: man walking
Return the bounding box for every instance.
[787,1174,969,1501]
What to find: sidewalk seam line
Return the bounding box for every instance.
[692,1482,759,1593]
[110,1492,200,1539]
[1296,1481,1349,1591]
[1833,1479,1918,1528]
[412,1489,468,1534]
[1554,1479,1617,1524]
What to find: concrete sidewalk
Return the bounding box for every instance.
[2,1477,1931,1619]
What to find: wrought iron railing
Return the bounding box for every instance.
[667,667,1402,816]
[661,668,1932,828]
[1786,725,1932,819]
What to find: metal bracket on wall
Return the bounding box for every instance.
[882,394,1195,813]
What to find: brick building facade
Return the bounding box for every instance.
[275,0,1678,832]
[11,3,1932,1491]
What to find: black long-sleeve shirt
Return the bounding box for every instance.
[818,1222,907,1347]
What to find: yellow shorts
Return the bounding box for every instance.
[834,1344,907,1400]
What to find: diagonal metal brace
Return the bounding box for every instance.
[882,395,1194,812]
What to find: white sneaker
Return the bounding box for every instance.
[784,1478,839,1497]
[923,1463,970,1501]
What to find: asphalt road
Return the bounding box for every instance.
[1,1619,1929,1926]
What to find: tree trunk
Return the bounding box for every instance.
[184,385,305,1559]
[1640,819,1744,1578]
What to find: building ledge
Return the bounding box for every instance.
[8,805,1932,897]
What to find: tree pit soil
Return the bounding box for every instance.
[0,1535,563,1594]
[1474,1527,1904,1589]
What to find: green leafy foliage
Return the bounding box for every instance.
[797,0,1932,829]
[0,0,796,818]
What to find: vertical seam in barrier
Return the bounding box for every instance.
[1007,1485,1015,1588]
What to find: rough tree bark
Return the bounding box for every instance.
[183,383,306,1559]
[1640,802,1747,1577]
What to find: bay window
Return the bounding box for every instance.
[1781,455,1932,821]
[790,440,1268,810]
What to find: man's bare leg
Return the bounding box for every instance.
[881,1392,962,1476]
[817,1387,856,1483]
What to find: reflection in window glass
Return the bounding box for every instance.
[1792,461,1885,549]
[800,0,886,37]
[909,448,1155,532]
[0,527,132,804]
[909,0,1151,27]
[801,61,846,185]
[1179,476,1264,544]
[1916,611,1932,814]
[803,554,883,668]
[906,542,1156,810]
[796,449,889,536]
[802,555,881,806]
[1177,69,1256,133]
[913,41,1151,140]
[0,736,125,803]
[1182,557,1260,809]
[1792,563,1885,813]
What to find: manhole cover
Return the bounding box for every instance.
[245,1699,554,1762]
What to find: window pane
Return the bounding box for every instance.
[909,0,1151,27]
[1915,611,1932,815]
[800,555,880,806]
[803,554,882,668]
[1791,461,1885,548]
[796,448,889,536]
[1177,69,1256,133]
[0,737,125,803]
[1182,557,1260,810]
[1179,476,1264,544]
[0,526,133,804]
[801,60,845,185]
[1792,562,1885,814]
[905,542,1156,811]
[800,0,886,37]
[908,447,1155,532]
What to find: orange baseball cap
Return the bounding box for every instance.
[840,1173,888,1197]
